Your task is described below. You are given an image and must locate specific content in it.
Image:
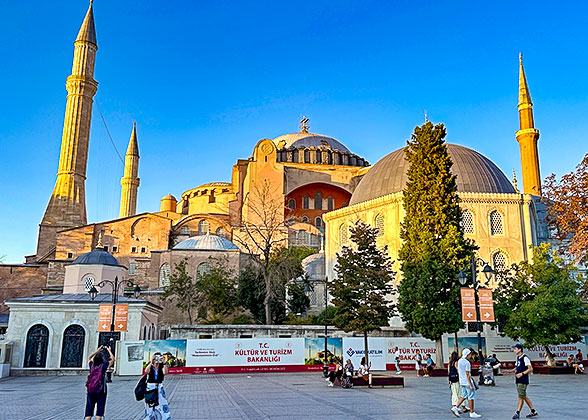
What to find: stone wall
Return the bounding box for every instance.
[0,265,47,313]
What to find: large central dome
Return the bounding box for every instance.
[273,132,351,153]
[350,144,516,205]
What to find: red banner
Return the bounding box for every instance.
[460,288,477,322]
[114,304,128,332]
[478,289,495,322]
[98,305,112,332]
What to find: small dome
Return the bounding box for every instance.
[302,252,325,281]
[273,132,351,153]
[161,194,177,201]
[173,234,239,251]
[350,143,515,205]
[71,248,122,267]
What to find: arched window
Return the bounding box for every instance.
[288,199,296,210]
[60,325,85,368]
[215,226,226,237]
[301,216,309,223]
[24,324,49,368]
[492,251,508,273]
[461,210,475,234]
[374,214,385,237]
[316,150,322,163]
[315,217,323,228]
[302,196,310,209]
[159,263,171,288]
[180,226,190,235]
[198,220,210,235]
[339,224,348,245]
[304,149,311,163]
[197,262,211,279]
[314,192,323,210]
[327,197,334,211]
[292,150,299,163]
[489,211,504,235]
[143,325,147,340]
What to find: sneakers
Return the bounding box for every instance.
[327,382,334,387]
[396,370,402,375]
[512,413,520,419]
[469,413,481,418]
[525,412,538,418]
[451,407,461,417]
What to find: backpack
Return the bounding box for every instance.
[86,363,104,394]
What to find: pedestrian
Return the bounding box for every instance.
[512,344,538,419]
[85,345,113,420]
[357,356,373,388]
[451,348,481,418]
[448,351,468,415]
[393,346,402,374]
[414,349,423,377]
[143,352,172,420]
[575,349,583,365]
[425,353,435,377]
[327,362,343,387]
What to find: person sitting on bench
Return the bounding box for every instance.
[327,362,343,387]
[357,357,373,388]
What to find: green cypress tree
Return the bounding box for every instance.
[398,122,475,364]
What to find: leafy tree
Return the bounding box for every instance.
[542,153,588,264]
[287,280,311,315]
[331,220,396,364]
[397,122,475,364]
[162,259,198,324]
[493,244,588,365]
[195,256,239,323]
[238,265,266,323]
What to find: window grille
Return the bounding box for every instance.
[197,262,211,279]
[375,214,385,236]
[461,210,474,233]
[83,276,94,291]
[198,220,209,235]
[159,263,171,288]
[339,224,348,245]
[490,211,504,235]
[492,251,507,272]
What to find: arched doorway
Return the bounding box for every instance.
[60,324,85,368]
[24,324,49,368]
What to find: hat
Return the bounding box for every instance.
[462,349,472,358]
[513,344,523,350]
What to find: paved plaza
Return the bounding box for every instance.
[0,372,586,420]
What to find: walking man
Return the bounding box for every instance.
[451,349,481,418]
[512,344,538,419]
[393,347,402,374]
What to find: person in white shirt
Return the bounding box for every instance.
[393,347,402,374]
[451,349,481,418]
[357,357,373,388]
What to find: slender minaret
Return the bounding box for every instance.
[36,2,98,259]
[119,122,140,218]
[516,53,541,196]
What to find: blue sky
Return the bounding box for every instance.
[1,0,587,263]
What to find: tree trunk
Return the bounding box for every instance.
[435,338,444,368]
[544,346,556,367]
[363,331,369,366]
[454,332,459,353]
[263,271,272,325]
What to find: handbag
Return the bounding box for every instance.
[134,375,147,401]
[144,384,159,407]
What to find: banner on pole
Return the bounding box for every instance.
[98,305,112,332]
[478,289,495,322]
[114,304,128,332]
[460,288,477,322]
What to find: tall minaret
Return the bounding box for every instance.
[119,122,140,218]
[516,53,541,196]
[36,1,98,259]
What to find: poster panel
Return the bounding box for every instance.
[447,336,487,361]
[186,338,305,373]
[486,337,587,362]
[118,341,145,376]
[143,340,187,373]
[342,337,387,371]
[304,337,343,368]
[384,337,437,370]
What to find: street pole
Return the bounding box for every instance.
[323,276,329,378]
[470,255,484,386]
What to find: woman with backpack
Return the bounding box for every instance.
[448,351,468,415]
[142,352,171,420]
[85,345,113,420]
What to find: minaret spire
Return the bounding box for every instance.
[119,122,141,218]
[516,53,541,196]
[36,2,99,259]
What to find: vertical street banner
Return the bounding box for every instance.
[98,305,113,332]
[478,289,495,322]
[460,288,477,322]
[114,304,129,332]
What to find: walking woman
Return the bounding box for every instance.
[142,352,172,420]
[85,345,113,420]
[448,351,468,415]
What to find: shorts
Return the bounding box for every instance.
[85,392,107,417]
[516,383,528,398]
[461,385,476,400]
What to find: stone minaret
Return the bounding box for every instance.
[36,2,98,259]
[119,122,140,218]
[516,53,541,196]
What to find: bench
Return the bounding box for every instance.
[532,365,575,375]
[351,375,404,387]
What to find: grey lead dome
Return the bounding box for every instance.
[173,234,240,251]
[349,144,516,206]
[71,248,122,267]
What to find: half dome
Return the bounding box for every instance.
[273,132,351,153]
[173,234,239,251]
[71,248,122,267]
[350,144,516,205]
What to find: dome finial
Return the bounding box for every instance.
[512,169,520,193]
[96,230,103,249]
[299,116,310,133]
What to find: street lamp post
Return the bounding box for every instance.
[458,255,493,386]
[323,276,329,378]
[89,276,141,382]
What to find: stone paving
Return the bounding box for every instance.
[0,372,587,419]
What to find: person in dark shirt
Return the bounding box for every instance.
[85,345,113,420]
[511,344,537,419]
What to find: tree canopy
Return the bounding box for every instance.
[162,259,198,324]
